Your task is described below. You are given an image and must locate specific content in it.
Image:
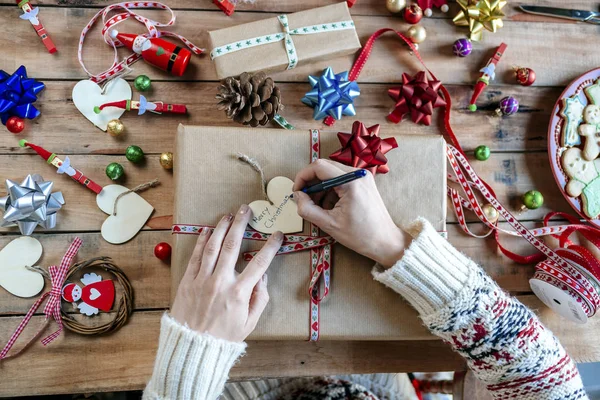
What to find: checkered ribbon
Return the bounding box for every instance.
[0,238,82,360]
[172,130,332,340]
[78,2,204,84]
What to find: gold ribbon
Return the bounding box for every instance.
[452,0,506,41]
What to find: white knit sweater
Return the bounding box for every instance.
[143,218,588,400]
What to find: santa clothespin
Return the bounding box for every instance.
[213,0,235,15]
[16,0,56,54]
[346,0,357,7]
[417,0,449,17]
[94,95,188,116]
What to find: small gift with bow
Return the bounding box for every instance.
[208,2,361,79]
[171,124,447,340]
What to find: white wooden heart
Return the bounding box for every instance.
[0,236,44,298]
[96,185,154,245]
[72,78,132,131]
[248,176,303,234]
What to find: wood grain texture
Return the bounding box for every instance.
[3,8,600,85]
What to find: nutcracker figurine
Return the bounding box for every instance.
[468,43,507,111]
[110,30,192,77]
[17,0,56,54]
[94,95,188,116]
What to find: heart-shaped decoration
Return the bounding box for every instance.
[96,185,154,244]
[248,177,303,234]
[0,237,44,298]
[72,78,132,131]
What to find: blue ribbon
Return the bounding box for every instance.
[0,65,45,125]
[301,67,360,121]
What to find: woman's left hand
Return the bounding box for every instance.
[171,204,284,342]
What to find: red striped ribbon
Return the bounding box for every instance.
[0,238,83,360]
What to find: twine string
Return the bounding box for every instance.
[112,179,160,216]
[235,153,270,203]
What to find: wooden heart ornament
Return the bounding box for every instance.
[96,185,154,244]
[0,236,44,298]
[72,78,132,131]
[248,177,303,234]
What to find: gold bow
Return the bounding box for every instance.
[452,0,506,41]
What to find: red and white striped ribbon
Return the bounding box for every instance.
[78,2,204,84]
[0,238,83,360]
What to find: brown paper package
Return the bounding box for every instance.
[172,124,447,340]
[208,2,362,79]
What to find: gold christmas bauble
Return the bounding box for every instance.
[160,152,174,170]
[482,204,499,223]
[406,25,427,44]
[107,119,125,137]
[386,0,406,13]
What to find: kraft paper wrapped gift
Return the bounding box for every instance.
[208,2,362,79]
[172,124,447,340]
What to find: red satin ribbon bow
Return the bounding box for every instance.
[330,121,398,175]
[387,71,447,126]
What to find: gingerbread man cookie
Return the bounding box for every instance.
[559,95,585,147]
[562,147,600,219]
[578,104,600,160]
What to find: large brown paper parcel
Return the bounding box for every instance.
[172,124,447,340]
[208,2,362,79]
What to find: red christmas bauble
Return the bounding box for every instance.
[154,242,172,261]
[515,67,536,86]
[6,116,25,134]
[404,4,423,24]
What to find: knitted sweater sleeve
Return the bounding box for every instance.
[372,218,588,400]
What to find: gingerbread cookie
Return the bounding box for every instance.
[562,147,600,219]
[584,78,600,105]
[578,104,600,160]
[559,95,585,147]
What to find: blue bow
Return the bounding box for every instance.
[0,65,45,125]
[301,67,360,121]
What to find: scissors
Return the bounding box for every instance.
[520,5,600,24]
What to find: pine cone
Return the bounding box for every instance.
[216,71,282,127]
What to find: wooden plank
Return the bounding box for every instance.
[1,293,599,397]
[0,81,559,155]
[0,231,172,315]
[3,9,600,85]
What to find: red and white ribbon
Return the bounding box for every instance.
[0,238,83,360]
[78,2,204,84]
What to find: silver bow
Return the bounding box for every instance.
[0,174,65,235]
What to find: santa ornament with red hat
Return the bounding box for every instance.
[62,273,115,316]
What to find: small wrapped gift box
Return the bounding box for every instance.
[208,2,362,79]
[172,124,447,340]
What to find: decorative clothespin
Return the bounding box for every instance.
[16,0,56,54]
[94,95,187,116]
[213,0,235,15]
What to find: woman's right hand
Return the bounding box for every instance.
[293,159,412,268]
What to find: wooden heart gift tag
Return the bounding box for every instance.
[248,177,303,234]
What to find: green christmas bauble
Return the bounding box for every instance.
[522,190,544,210]
[126,145,145,163]
[134,75,152,92]
[474,145,490,161]
[106,162,125,181]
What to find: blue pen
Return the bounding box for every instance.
[301,169,368,195]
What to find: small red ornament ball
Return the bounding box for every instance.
[6,116,25,134]
[154,242,172,261]
[404,4,423,24]
[515,67,536,86]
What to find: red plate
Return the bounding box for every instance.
[548,67,600,229]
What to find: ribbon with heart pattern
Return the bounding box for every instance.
[78,2,204,84]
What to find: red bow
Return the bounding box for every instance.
[329,121,398,175]
[387,71,447,126]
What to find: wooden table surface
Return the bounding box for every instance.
[2,0,600,397]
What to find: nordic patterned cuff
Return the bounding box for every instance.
[372,217,478,316]
[143,313,246,400]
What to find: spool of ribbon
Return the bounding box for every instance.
[0,238,82,361]
[329,121,398,175]
[173,130,333,341]
[0,65,45,126]
[387,71,447,126]
[301,67,360,125]
[78,2,204,84]
[452,0,506,41]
